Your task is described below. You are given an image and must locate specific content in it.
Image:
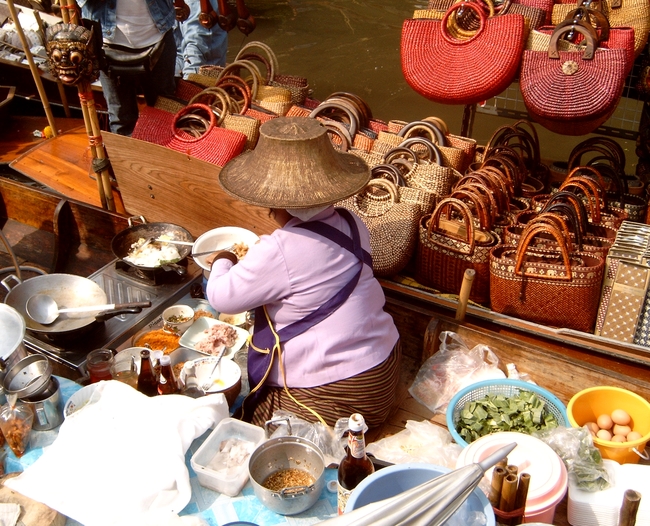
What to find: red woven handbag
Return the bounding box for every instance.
[401,3,526,105]
[519,23,627,136]
[489,220,605,333]
[132,104,247,167]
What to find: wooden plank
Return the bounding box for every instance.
[103,132,277,239]
[9,125,125,214]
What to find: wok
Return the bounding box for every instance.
[2,273,150,337]
[111,218,194,274]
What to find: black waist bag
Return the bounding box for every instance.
[102,38,165,77]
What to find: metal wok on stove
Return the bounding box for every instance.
[2,273,150,339]
[111,218,194,275]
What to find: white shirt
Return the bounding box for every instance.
[112,0,161,47]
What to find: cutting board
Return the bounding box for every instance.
[0,474,65,526]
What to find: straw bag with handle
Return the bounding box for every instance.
[337,179,420,277]
[401,2,526,105]
[415,197,499,304]
[490,220,605,332]
[519,22,628,135]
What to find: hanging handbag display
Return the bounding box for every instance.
[401,2,526,105]
[519,22,628,136]
[337,179,421,278]
[131,103,247,167]
[490,220,605,332]
[415,196,499,304]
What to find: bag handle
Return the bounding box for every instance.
[214,77,252,114]
[397,120,448,146]
[172,103,216,143]
[309,101,360,139]
[475,166,515,200]
[352,178,400,218]
[514,222,573,281]
[441,1,488,43]
[558,178,604,224]
[399,137,444,165]
[456,171,510,212]
[234,41,279,82]
[548,23,597,59]
[216,60,263,99]
[562,7,610,42]
[427,197,477,255]
[188,87,232,124]
[384,146,421,174]
[566,165,610,195]
[422,116,450,136]
[326,92,373,129]
[371,164,407,186]
[322,120,352,152]
[543,190,590,235]
[236,53,275,84]
[536,205,581,251]
[450,186,495,230]
[570,137,626,167]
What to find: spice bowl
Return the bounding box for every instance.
[190,417,265,496]
[162,304,195,335]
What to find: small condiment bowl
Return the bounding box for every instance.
[162,304,195,335]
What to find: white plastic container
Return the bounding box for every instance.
[456,431,568,524]
[190,417,265,496]
[568,460,650,526]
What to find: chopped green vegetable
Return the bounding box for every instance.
[455,391,558,443]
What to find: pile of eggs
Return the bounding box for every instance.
[585,409,643,443]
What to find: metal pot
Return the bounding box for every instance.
[0,304,28,378]
[111,217,194,274]
[248,435,326,515]
[2,273,149,338]
[21,376,63,431]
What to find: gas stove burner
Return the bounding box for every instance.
[114,260,189,286]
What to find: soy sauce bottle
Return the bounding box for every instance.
[157,355,180,395]
[337,413,374,514]
[137,349,158,397]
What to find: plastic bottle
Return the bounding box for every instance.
[137,349,158,397]
[337,413,375,514]
[180,364,204,398]
[157,355,180,395]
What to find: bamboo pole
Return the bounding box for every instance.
[488,465,506,508]
[619,489,641,526]
[455,268,475,321]
[512,472,530,526]
[499,473,518,513]
[6,0,58,136]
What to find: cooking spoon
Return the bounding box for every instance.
[201,344,227,392]
[26,294,152,325]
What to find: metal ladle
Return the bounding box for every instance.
[26,294,151,325]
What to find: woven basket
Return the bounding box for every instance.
[223,113,260,150]
[351,150,385,168]
[186,73,218,88]
[154,96,186,114]
[198,65,224,78]
[446,379,569,447]
[338,179,420,277]
[403,162,458,198]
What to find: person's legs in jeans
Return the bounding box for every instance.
[99,70,139,136]
[143,29,178,106]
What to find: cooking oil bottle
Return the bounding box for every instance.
[337,413,374,514]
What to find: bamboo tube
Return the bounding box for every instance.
[6,0,58,136]
[488,466,506,508]
[618,489,641,526]
[506,464,518,477]
[455,268,475,321]
[496,458,508,469]
[512,472,531,526]
[499,473,518,513]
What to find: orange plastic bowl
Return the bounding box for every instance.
[567,386,650,464]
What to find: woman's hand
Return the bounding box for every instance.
[207,250,238,267]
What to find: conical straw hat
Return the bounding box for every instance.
[219,117,370,209]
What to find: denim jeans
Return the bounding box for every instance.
[100,29,177,136]
[174,0,228,79]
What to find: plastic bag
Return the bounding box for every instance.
[533,425,614,492]
[268,410,346,467]
[409,331,506,414]
[365,420,462,469]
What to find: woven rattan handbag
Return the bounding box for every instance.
[519,23,627,135]
[490,220,605,332]
[338,179,420,277]
[132,104,247,167]
[415,197,500,304]
[401,2,526,105]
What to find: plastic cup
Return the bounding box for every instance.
[110,358,138,389]
[86,349,115,383]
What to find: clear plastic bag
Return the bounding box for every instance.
[533,425,614,492]
[365,420,462,469]
[268,410,346,467]
[408,331,506,414]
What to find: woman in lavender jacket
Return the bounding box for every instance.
[205,117,401,428]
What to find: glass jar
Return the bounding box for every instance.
[86,349,115,383]
[0,402,34,457]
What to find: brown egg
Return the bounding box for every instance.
[596,429,612,441]
[613,424,632,437]
[597,414,613,430]
[584,422,599,435]
[611,409,631,426]
[611,434,627,443]
[626,431,643,442]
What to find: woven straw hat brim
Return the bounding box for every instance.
[219,117,370,209]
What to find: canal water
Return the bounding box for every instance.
[224,0,642,172]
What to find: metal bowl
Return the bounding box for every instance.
[248,436,325,515]
[2,354,53,398]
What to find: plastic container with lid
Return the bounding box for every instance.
[456,431,568,524]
